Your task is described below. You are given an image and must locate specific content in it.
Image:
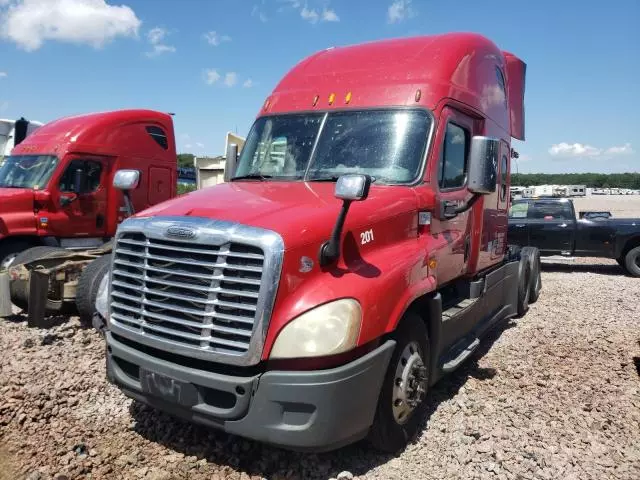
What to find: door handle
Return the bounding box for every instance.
[559,223,567,228]
[514,224,526,228]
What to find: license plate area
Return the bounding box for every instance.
[139,368,199,407]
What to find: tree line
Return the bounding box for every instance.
[511,173,640,189]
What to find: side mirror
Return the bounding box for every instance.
[335,174,372,201]
[73,168,87,194]
[113,169,140,191]
[224,143,238,182]
[468,136,499,195]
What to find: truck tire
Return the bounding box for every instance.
[623,246,640,277]
[0,239,35,271]
[522,247,542,304]
[9,246,68,311]
[76,255,111,323]
[516,253,531,318]
[368,312,429,453]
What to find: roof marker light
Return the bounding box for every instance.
[415,89,422,102]
[328,93,336,105]
[263,98,270,110]
[345,92,352,104]
[312,95,319,106]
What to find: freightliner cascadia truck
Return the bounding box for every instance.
[0,110,177,320]
[104,33,540,452]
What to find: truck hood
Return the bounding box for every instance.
[0,187,34,214]
[136,181,419,250]
[0,187,35,237]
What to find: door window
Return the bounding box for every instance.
[59,160,103,193]
[508,201,529,218]
[528,201,573,220]
[437,123,469,189]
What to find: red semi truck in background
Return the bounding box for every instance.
[0,109,177,269]
[104,33,541,452]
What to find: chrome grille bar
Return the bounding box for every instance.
[107,216,284,366]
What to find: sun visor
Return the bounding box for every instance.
[503,52,526,141]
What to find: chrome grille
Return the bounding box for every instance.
[110,231,267,356]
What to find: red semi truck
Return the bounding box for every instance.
[0,109,177,269]
[104,33,540,452]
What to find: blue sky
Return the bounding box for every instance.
[0,0,638,174]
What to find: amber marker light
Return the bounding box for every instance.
[328,93,336,105]
[312,95,320,106]
[415,89,422,102]
[345,91,352,104]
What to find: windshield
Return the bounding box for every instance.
[234,109,432,184]
[0,155,58,189]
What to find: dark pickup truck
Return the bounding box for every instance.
[508,197,640,276]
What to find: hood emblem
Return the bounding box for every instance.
[299,256,314,273]
[166,225,197,240]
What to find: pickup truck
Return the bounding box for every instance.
[508,197,640,276]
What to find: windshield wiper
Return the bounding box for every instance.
[231,174,273,181]
[308,175,340,182]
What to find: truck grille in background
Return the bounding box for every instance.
[109,233,265,355]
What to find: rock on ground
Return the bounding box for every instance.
[0,258,639,480]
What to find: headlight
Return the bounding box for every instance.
[269,299,362,359]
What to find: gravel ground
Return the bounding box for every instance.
[1,258,639,480]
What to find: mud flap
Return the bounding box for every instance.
[27,270,50,328]
[0,272,11,317]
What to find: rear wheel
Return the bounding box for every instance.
[623,246,640,277]
[522,247,541,303]
[9,246,68,311]
[368,312,429,453]
[516,253,531,317]
[76,255,111,322]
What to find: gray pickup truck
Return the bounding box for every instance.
[508,197,640,276]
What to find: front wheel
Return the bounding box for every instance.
[368,312,429,453]
[623,246,640,277]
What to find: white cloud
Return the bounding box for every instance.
[388,0,415,24]
[0,71,6,78]
[549,142,634,158]
[605,143,633,155]
[300,7,319,23]
[0,0,141,51]
[184,143,192,149]
[203,30,231,46]
[195,142,204,148]
[322,8,339,22]
[146,26,175,57]
[243,78,254,88]
[204,69,221,85]
[252,4,268,22]
[224,72,238,87]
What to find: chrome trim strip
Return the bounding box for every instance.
[106,216,284,367]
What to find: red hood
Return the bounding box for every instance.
[0,187,34,213]
[137,181,419,250]
[0,188,35,237]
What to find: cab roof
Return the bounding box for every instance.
[11,109,173,156]
[263,32,526,140]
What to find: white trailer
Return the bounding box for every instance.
[1,118,44,160]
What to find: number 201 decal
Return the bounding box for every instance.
[360,229,374,245]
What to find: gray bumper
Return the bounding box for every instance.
[106,332,395,452]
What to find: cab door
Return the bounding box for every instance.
[527,200,575,254]
[430,107,476,285]
[46,157,110,244]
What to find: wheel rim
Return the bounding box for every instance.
[392,341,427,425]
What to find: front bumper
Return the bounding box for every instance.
[106,332,395,452]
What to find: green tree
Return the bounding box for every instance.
[177,153,195,167]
